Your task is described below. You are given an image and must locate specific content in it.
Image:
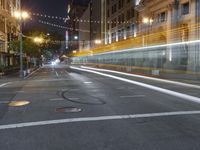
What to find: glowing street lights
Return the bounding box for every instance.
[14,9,30,78]
[94,39,102,44]
[33,37,44,44]
[142,17,153,46]
[14,11,29,20]
[74,35,78,40]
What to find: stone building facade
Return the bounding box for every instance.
[105,0,137,44]
[0,0,20,67]
[136,0,200,72]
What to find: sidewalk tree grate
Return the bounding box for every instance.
[9,100,30,107]
[55,107,82,113]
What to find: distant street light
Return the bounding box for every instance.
[34,37,44,44]
[74,36,78,40]
[72,50,77,54]
[142,17,153,46]
[142,17,149,24]
[14,7,30,78]
[14,11,29,19]
[142,17,153,24]
[95,39,102,44]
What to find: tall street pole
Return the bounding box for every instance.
[19,0,23,78]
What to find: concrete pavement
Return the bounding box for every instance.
[0,64,200,150]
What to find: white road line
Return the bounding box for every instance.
[0,110,200,130]
[120,95,146,98]
[32,79,74,82]
[55,71,59,77]
[49,98,65,101]
[24,67,40,79]
[81,66,200,89]
[16,91,25,93]
[0,101,9,104]
[68,97,80,100]
[61,89,80,91]
[69,89,80,91]
[95,94,106,97]
[0,82,12,87]
[117,87,125,90]
[84,81,93,84]
[71,66,200,104]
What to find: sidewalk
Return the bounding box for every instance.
[0,67,39,84]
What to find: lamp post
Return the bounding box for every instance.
[94,39,102,45]
[33,37,44,44]
[14,4,29,78]
[142,17,153,47]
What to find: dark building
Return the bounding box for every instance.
[66,0,90,52]
[78,0,104,51]
[0,0,20,67]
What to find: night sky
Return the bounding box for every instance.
[22,0,90,35]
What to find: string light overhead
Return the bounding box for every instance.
[31,12,136,24]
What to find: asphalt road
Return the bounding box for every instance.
[0,64,200,150]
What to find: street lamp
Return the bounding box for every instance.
[74,35,78,40]
[14,9,30,78]
[72,50,77,54]
[34,37,44,44]
[94,39,102,44]
[142,17,153,46]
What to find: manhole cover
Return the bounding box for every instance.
[9,100,30,107]
[55,107,82,113]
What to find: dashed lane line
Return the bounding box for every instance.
[0,82,12,87]
[55,71,59,77]
[49,98,65,101]
[24,67,41,79]
[120,95,146,98]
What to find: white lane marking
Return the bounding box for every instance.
[94,94,106,97]
[120,95,146,98]
[61,89,80,92]
[81,66,200,89]
[16,91,25,93]
[68,97,80,100]
[71,67,200,104]
[0,110,200,130]
[24,67,40,79]
[69,89,80,91]
[0,101,10,104]
[0,82,12,87]
[32,79,75,82]
[55,71,59,77]
[84,82,93,84]
[49,98,65,101]
[117,87,125,90]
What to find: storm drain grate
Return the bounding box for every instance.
[55,107,82,113]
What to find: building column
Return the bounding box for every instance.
[195,0,200,72]
[4,18,8,66]
[166,4,173,62]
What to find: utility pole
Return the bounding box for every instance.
[19,0,23,78]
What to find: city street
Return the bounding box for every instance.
[0,64,200,150]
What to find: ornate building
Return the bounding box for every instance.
[105,0,137,44]
[135,0,200,72]
[0,0,20,67]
